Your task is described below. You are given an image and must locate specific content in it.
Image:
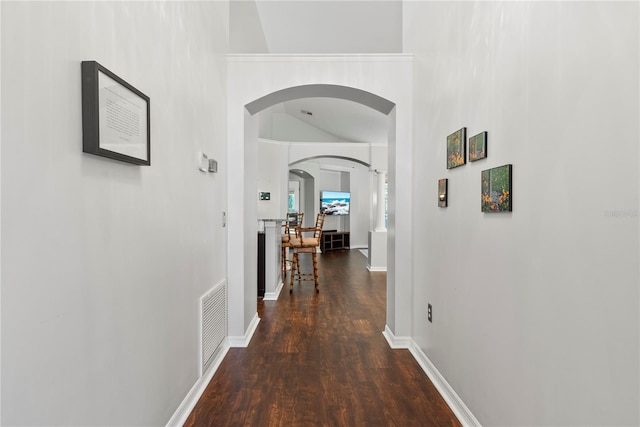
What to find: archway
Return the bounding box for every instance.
[246,84,395,116]
[251,84,390,279]
[290,155,371,168]
[288,156,375,246]
[227,57,414,348]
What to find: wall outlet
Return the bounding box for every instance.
[427,303,433,323]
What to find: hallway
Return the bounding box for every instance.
[185,250,460,426]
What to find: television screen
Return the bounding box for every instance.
[320,191,350,216]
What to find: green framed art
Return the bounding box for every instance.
[481,164,512,212]
[469,131,487,162]
[446,127,466,169]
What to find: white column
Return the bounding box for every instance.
[369,169,388,271]
[375,170,387,232]
[262,220,284,300]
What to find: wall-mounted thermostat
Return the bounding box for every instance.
[259,192,271,201]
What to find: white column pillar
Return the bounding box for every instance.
[262,219,284,300]
[375,170,387,232]
[369,169,387,271]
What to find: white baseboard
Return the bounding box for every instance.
[367,265,387,272]
[263,279,283,300]
[350,244,368,249]
[382,324,412,348]
[228,312,260,348]
[382,325,481,427]
[165,340,230,427]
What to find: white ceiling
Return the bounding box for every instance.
[281,97,389,144]
[231,0,403,54]
[233,1,401,146]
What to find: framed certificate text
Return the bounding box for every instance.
[81,61,150,165]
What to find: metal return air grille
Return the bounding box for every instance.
[201,281,227,374]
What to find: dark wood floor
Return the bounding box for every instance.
[185,249,461,427]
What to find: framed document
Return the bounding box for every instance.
[81,61,150,165]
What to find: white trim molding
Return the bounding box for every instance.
[228,313,260,348]
[165,340,230,427]
[382,324,412,349]
[367,265,387,272]
[227,53,414,63]
[408,342,481,427]
[350,244,368,250]
[382,325,481,427]
[263,279,283,301]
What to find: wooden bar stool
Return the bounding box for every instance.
[289,212,326,293]
[281,213,303,279]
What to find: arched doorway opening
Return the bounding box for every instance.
[227,66,413,348]
[287,156,377,250]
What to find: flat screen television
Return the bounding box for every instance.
[320,191,351,216]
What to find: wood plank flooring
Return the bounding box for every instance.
[185,249,461,427]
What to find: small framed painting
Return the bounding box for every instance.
[438,179,448,207]
[469,131,487,162]
[447,127,466,169]
[481,164,512,212]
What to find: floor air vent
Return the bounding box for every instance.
[200,281,227,375]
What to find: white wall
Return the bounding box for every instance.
[230,0,402,54]
[229,0,269,53]
[303,165,319,228]
[405,1,639,425]
[1,1,229,425]
[340,171,351,233]
[238,111,259,336]
[350,168,373,246]
[257,140,288,219]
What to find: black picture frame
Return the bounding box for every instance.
[438,178,448,207]
[81,61,150,165]
[469,131,487,162]
[481,164,512,212]
[446,127,466,169]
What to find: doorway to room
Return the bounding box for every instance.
[244,83,393,307]
[289,155,378,240]
[227,61,415,344]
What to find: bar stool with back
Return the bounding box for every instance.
[288,212,326,293]
[281,212,303,279]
